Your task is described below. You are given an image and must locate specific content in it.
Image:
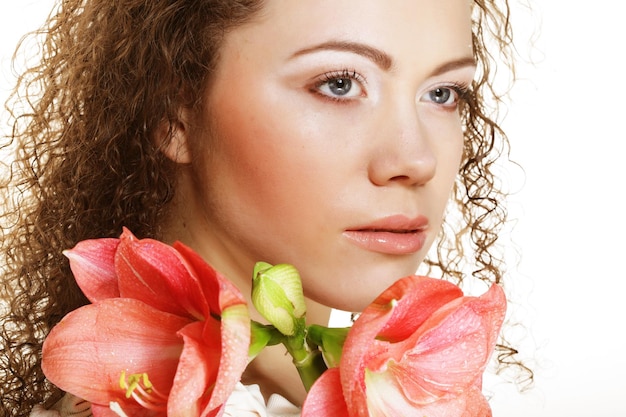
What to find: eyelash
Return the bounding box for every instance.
[310,69,367,102]
[309,70,472,109]
[427,82,472,110]
[449,82,471,99]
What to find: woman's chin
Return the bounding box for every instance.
[298,257,424,314]
[309,278,408,314]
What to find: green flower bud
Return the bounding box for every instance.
[252,262,307,336]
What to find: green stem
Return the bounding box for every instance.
[284,333,328,391]
[307,325,349,368]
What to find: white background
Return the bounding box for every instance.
[2,1,625,416]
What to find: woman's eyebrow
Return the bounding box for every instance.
[290,41,393,70]
[290,41,476,77]
[429,56,477,77]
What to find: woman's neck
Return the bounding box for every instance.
[160,206,332,405]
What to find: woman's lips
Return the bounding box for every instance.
[343,215,429,255]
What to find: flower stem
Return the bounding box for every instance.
[284,333,328,391]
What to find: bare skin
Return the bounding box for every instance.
[161,0,474,405]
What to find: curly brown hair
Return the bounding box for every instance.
[1,0,530,415]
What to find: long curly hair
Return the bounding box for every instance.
[0,0,530,414]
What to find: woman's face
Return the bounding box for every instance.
[178,0,475,312]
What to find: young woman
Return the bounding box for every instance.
[0,0,526,415]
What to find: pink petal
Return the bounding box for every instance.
[364,284,505,408]
[301,368,350,417]
[364,375,491,417]
[168,320,221,417]
[91,404,120,417]
[114,228,208,320]
[392,284,506,399]
[173,242,247,313]
[375,276,463,342]
[42,298,188,407]
[339,276,463,416]
[459,381,493,417]
[63,238,120,302]
[91,403,155,417]
[424,382,492,417]
[208,304,251,411]
[168,304,250,417]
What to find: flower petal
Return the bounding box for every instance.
[390,284,506,400]
[374,276,463,342]
[364,374,491,417]
[91,404,121,417]
[173,241,247,313]
[42,298,188,407]
[114,228,208,320]
[167,304,250,417]
[359,283,505,413]
[63,238,120,302]
[91,403,154,417]
[209,304,251,411]
[301,368,350,417]
[339,276,463,416]
[168,320,221,417]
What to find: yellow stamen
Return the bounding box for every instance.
[118,371,168,412]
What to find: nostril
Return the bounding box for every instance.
[388,175,412,183]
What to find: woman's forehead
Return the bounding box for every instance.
[221,0,473,73]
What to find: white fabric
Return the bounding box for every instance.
[225,383,301,417]
[31,384,301,417]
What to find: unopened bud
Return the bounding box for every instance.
[251,262,306,336]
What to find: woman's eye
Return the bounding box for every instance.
[429,88,453,104]
[325,78,353,96]
[421,85,466,109]
[314,70,365,100]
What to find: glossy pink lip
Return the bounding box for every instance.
[343,215,429,255]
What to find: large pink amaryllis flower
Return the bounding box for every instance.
[42,228,250,417]
[302,276,506,417]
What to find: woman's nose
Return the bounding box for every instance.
[367,106,437,187]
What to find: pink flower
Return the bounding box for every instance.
[42,228,250,417]
[302,276,506,417]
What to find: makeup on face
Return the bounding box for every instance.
[172,0,475,313]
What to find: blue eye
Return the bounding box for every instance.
[421,84,468,109]
[326,78,353,96]
[429,88,453,104]
[314,69,366,100]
